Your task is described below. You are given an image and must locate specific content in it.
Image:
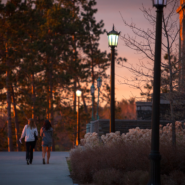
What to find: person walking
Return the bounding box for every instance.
[40,119,53,164]
[19,118,38,165]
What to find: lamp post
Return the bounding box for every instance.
[76,89,82,146]
[91,84,95,121]
[107,25,120,132]
[96,77,102,119]
[148,1,167,185]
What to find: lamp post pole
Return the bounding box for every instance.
[148,1,166,184]
[107,25,120,133]
[110,46,115,132]
[92,95,94,120]
[77,95,80,145]
[76,90,81,146]
[96,77,102,120]
[91,84,95,121]
[96,87,100,119]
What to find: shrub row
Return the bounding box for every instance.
[70,122,185,184]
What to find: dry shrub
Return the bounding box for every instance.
[93,170,185,185]
[70,123,185,184]
[161,174,177,185]
[70,141,150,183]
[161,170,185,185]
[70,140,185,184]
[122,170,149,185]
[169,170,185,185]
[160,143,185,174]
[93,169,149,185]
[93,168,123,185]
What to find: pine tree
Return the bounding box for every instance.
[80,0,109,119]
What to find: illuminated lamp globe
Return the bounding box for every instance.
[76,90,82,97]
[107,25,120,47]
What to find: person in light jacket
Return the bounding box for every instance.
[19,118,38,165]
[40,120,53,164]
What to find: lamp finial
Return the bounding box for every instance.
[113,24,114,31]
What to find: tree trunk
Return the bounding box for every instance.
[90,42,95,119]
[49,61,55,151]
[72,1,77,113]
[170,100,176,146]
[82,92,87,113]
[11,84,20,151]
[72,35,77,113]
[46,63,50,120]
[163,15,176,146]
[31,73,37,150]
[31,73,36,124]
[73,80,76,112]
[6,60,13,151]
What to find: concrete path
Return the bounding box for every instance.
[0,152,73,185]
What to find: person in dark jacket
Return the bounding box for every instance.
[40,119,53,164]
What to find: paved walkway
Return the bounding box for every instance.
[0,152,73,185]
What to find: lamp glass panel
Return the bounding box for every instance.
[112,35,116,45]
[153,0,167,5]
[91,86,95,94]
[108,36,112,46]
[97,81,101,88]
[108,34,118,46]
[159,0,163,4]
[116,35,118,45]
[97,77,102,88]
[76,90,82,97]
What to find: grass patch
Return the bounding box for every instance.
[66,157,72,173]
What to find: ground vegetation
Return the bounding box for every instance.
[70,122,185,184]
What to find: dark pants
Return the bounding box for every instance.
[25,141,35,161]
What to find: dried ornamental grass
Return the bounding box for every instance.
[93,168,123,185]
[70,121,185,184]
[161,170,185,185]
[122,170,149,185]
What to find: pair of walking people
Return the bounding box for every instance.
[19,119,53,165]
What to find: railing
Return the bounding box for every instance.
[72,119,170,146]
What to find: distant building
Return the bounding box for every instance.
[136,100,170,120]
[136,93,185,121]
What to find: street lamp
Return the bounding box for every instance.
[96,77,102,119]
[107,25,120,132]
[91,84,95,121]
[148,1,167,185]
[76,89,82,146]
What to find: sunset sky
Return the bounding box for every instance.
[1,0,180,103]
[94,0,153,102]
[94,0,180,102]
